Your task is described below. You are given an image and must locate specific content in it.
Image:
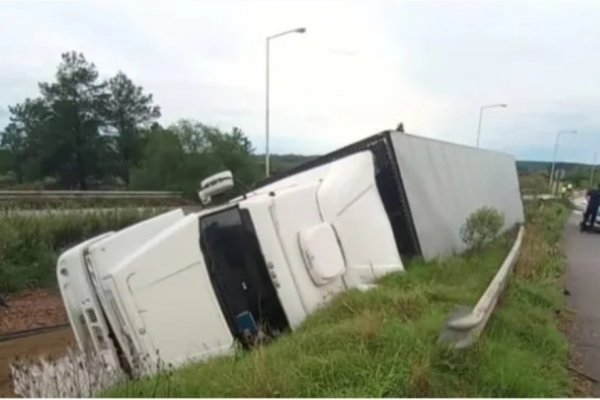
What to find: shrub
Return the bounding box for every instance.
[460,207,505,251]
[0,208,166,293]
[0,197,194,211]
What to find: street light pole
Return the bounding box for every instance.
[549,129,577,193]
[265,38,270,178]
[265,27,306,178]
[476,103,507,148]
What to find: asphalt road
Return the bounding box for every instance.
[563,212,600,396]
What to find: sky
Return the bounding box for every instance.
[1,0,600,162]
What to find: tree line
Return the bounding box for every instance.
[517,160,598,190]
[0,52,263,197]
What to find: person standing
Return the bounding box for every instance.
[580,184,600,231]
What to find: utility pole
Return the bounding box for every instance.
[549,130,577,193]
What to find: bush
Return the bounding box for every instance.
[460,207,505,251]
[0,208,166,293]
[519,173,548,195]
[0,196,193,211]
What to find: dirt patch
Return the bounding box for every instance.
[0,328,74,397]
[0,289,68,335]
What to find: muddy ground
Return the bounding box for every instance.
[0,328,74,397]
[0,289,68,334]
[0,289,72,396]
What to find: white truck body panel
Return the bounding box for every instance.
[56,232,118,366]
[82,209,186,366]
[240,151,403,327]
[389,133,525,259]
[107,214,235,367]
[87,209,185,276]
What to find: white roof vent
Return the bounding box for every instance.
[198,171,234,205]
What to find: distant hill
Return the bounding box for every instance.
[517,161,586,174]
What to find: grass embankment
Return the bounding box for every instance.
[107,200,571,397]
[0,208,167,293]
[0,196,193,211]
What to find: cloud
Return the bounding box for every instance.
[1,0,600,161]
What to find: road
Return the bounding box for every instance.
[563,212,600,396]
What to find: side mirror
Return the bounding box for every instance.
[198,171,234,205]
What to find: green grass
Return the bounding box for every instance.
[106,201,571,398]
[0,196,193,211]
[0,208,167,293]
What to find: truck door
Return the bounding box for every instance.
[199,207,288,345]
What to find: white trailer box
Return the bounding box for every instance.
[257,130,525,261]
[389,133,524,259]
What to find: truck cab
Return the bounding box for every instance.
[57,150,404,372]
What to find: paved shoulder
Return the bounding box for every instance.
[563,212,600,395]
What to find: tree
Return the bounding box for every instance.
[204,126,259,185]
[1,123,27,183]
[0,149,10,175]
[131,120,261,198]
[129,126,185,191]
[171,121,260,185]
[170,119,211,153]
[36,52,111,189]
[0,98,52,183]
[0,51,264,193]
[106,72,160,184]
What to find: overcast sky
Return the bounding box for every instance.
[1,0,600,162]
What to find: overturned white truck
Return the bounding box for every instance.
[57,130,524,373]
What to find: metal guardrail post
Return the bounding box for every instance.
[439,226,525,349]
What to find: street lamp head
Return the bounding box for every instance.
[481,103,507,110]
[268,27,307,40]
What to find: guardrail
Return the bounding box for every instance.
[439,226,525,349]
[521,194,556,201]
[0,190,182,199]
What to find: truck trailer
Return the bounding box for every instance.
[57,129,524,374]
[254,130,525,260]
